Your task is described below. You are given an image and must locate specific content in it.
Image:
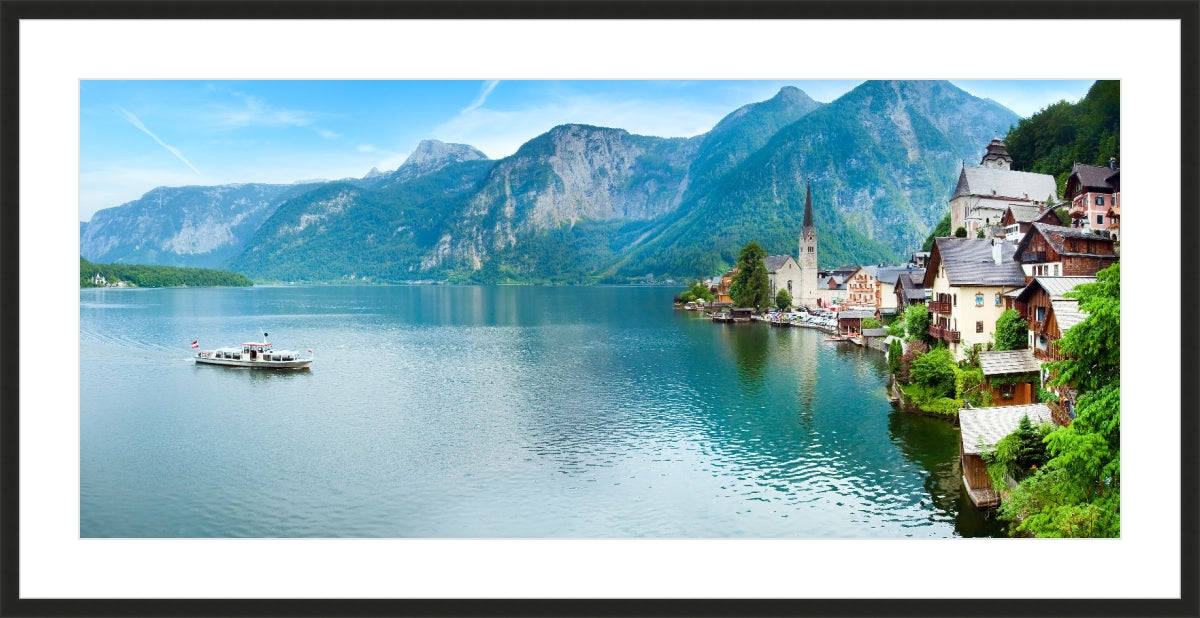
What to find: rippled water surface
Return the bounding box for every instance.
[80,285,1003,537]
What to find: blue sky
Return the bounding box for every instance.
[79,79,1096,221]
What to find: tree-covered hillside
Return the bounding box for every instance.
[80,257,252,287]
[1002,80,1120,193]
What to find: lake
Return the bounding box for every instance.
[80,284,1004,538]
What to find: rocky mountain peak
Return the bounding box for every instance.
[389,140,489,184]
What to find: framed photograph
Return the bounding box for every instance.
[3,1,1195,615]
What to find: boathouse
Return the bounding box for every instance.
[959,403,1054,507]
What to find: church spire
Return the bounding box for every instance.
[803,181,814,228]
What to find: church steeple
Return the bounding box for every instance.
[797,180,818,308]
[803,181,814,227]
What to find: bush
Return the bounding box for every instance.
[861,317,881,329]
[955,226,968,238]
[910,347,957,398]
[897,340,929,385]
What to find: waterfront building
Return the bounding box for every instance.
[949,138,1058,238]
[1065,160,1120,240]
[923,237,1026,361]
[959,404,1054,507]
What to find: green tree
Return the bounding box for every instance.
[993,309,1029,351]
[954,226,968,238]
[1000,263,1120,537]
[729,242,771,311]
[903,303,932,343]
[887,338,903,375]
[775,287,793,311]
[860,317,881,330]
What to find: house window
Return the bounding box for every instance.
[1095,196,1105,206]
[1096,214,1104,224]
[995,293,1001,306]
[975,293,984,307]
[953,294,957,307]
[1053,264,1059,276]
[1035,306,1046,322]
[999,383,1015,399]
[976,321,984,333]
[808,246,814,252]
[787,280,793,292]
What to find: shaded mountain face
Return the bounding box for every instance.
[611,80,1021,278]
[79,183,323,268]
[82,81,1021,283]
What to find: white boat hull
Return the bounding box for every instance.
[194,354,312,370]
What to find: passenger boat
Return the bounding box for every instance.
[193,338,313,370]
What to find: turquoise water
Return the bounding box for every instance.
[79,285,1003,538]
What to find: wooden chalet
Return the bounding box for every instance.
[893,272,927,310]
[1065,160,1120,237]
[977,349,1041,406]
[1013,277,1095,423]
[1013,223,1118,280]
[959,404,1054,508]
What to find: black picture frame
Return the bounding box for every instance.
[2,1,1197,616]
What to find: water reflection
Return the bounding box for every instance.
[886,408,1006,537]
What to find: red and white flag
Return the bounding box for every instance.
[190,340,199,349]
[307,349,313,354]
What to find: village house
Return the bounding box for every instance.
[837,309,876,336]
[764,255,802,304]
[815,274,847,308]
[715,268,737,303]
[949,138,1058,238]
[1012,276,1095,422]
[845,265,879,309]
[894,272,928,310]
[1065,160,1120,240]
[999,203,1065,246]
[845,264,926,319]
[977,349,1041,406]
[959,404,1055,507]
[923,237,1027,361]
[1013,222,1119,280]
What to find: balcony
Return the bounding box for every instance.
[928,325,944,339]
[945,330,961,343]
[928,301,951,315]
[1069,202,1087,220]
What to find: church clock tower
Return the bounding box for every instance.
[797,181,819,307]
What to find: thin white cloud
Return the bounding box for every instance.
[207,90,339,139]
[317,128,340,140]
[462,80,500,114]
[116,107,202,175]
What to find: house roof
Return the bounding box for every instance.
[952,166,1058,202]
[1034,276,1097,299]
[927,238,1026,287]
[862,328,888,337]
[1069,163,1119,192]
[764,255,796,273]
[839,309,876,319]
[960,404,1054,455]
[875,266,925,287]
[1005,204,1044,224]
[1033,208,1066,226]
[1051,299,1088,331]
[979,349,1041,376]
[1014,223,1118,261]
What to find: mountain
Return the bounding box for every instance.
[383,139,490,186]
[79,182,324,268]
[82,81,1021,284]
[611,80,1020,278]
